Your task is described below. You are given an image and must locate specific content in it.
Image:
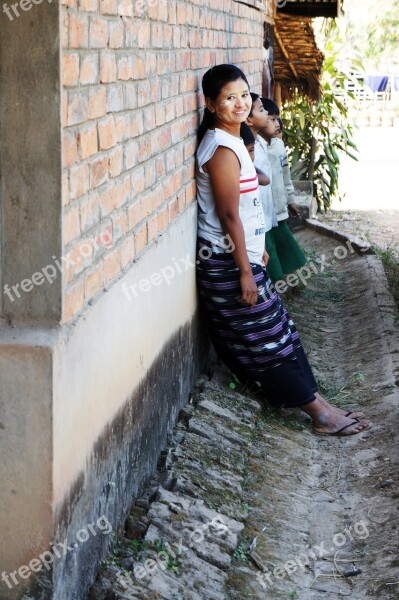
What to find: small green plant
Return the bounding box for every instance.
[283,26,363,211]
[374,245,399,317]
[233,544,249,563]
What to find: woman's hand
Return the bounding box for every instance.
[262,249,269,267]
[240,272,258,307]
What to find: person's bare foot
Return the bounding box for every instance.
[314,392,365,420]
[302,397,371,436]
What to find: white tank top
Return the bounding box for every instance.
[196,128,266,266]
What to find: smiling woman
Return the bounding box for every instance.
[195,63,371,437]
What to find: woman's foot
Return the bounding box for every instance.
[314,392,365,420]
[302,397,371,436]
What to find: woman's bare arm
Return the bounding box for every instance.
[204,146,258,307]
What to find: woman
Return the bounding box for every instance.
[196,64,370,436]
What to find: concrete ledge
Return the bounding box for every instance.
[305,218,374,255]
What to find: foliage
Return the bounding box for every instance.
[342,0,399,70]
[282,35,362,211]
[374,246,399,318]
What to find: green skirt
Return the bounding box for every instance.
[265,220,307,282]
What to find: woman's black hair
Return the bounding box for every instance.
[260,98,280,116]
[240,123,255,146]
[248,92,260,118]
[197,64,249,144]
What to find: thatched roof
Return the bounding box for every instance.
[273,12,324,102]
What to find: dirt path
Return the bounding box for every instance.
[318,210,399,258]
[89,228,399,600]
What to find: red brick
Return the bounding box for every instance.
[61,91,66,127]
[130,112,143,137]
[121,234,135,268]
[137,21,151,47]
[109,21,124,48]
[143,106,155,131]
[70,163,90,200]
[185,181,196,204]
[147,213,158,242]
[115,115,132,142]
[64,240,94,284]
[117,56,133,81]
[64,279,85,322]
[125,140,139,170]
[157,206,169,233]
[88,87,107,119]
[131,167,145,195]
[123,173,131,203]
[62,0,76,8]
[90,155,108,189]
[151,23,163,48]
[178,190,185,213]
[145,163,156,188]
[137,80,151,107]
[79,125,98,159]
[80,193,100,231]
[128,199,143,229]
[103,247,121,283]
[168,197,179,222]
[80,54,99,85]
[68,92,88,126]
[155,156,165,178]
[62,54,79,87]
[134,224,148,254]
[125,83,137,110]
[108,147,124,178]
[100,0,117,14]
[80,0,98,10]
[61,11,69,49]
[144,53,157,76]
[63,131,78,168]
[85,264,104,299]
[64,204,81,245]
[100,53,117,83]
[99,182,124,216]
[107,84,124,112]
[62,173,70,208]
[131,56,146,80]
[176,4,186,25]
[155,104,166,127]
[118,0,132,17]
[69,13,89,48]
[111,210,128,241]
[94,223,113,256]
[138,137,151,162]
[90,17,109,48]
[168,2,176,24]
[98,116,117,150]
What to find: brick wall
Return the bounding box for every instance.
[61,0,273,322]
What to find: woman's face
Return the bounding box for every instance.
[206,78,252,127]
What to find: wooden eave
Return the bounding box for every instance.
[273,12,324,101]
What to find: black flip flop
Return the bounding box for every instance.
[313,420,371,437]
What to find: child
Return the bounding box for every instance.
[259,98,306,284]
[240,123,270,186]
[243,94,277,235]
